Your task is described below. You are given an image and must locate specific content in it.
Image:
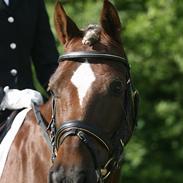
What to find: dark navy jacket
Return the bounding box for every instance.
[0,0,59,89]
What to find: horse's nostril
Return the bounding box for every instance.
[77,174,86,183]
[49,170,87,183]
[49,175,84,183]
[49,171,64,183]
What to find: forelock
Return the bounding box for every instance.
[82,24,101,46]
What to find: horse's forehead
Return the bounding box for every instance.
[71,62,96,106]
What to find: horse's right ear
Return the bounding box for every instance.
[54,1,81,44]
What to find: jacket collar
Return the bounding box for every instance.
[0,0,19,11]
[0,0,7,11]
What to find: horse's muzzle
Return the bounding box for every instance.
[48,166,97,183]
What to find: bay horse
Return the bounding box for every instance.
[0,0,139,182]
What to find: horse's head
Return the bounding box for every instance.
[48,0,139,182]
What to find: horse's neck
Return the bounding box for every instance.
[40,99,52,125]
[0,107,52,183]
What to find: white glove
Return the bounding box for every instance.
[0,86,43,110]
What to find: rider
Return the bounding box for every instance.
[0,0,59,127]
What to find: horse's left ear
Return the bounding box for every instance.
[54,1,81,45]
[100,0,122,43]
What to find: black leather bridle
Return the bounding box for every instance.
[32,51,134,182]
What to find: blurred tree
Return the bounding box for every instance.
[45,0,183,182]
[120,0,183,183]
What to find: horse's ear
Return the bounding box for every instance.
[100,0,122,43]
[54,1,81,44]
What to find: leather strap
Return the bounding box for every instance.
[31,102,52,149]
[55,121,111,152]
[58,51,130,69]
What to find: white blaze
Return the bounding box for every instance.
[71,63,95,106]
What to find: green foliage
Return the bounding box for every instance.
[45,0,183,182]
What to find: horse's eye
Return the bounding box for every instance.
[109,80,123,96]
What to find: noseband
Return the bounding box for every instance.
[32,51,132,182]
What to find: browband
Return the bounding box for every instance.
[58,51,130,69]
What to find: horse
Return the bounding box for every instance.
[0,0,139,182]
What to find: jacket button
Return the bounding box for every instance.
[10,69,18,76]
[8,17,14,23]
[10,43,16,49]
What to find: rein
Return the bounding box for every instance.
[32,51,133,182]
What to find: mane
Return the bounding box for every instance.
[82,24,101,46]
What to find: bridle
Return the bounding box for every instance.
[32,51,135,182]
